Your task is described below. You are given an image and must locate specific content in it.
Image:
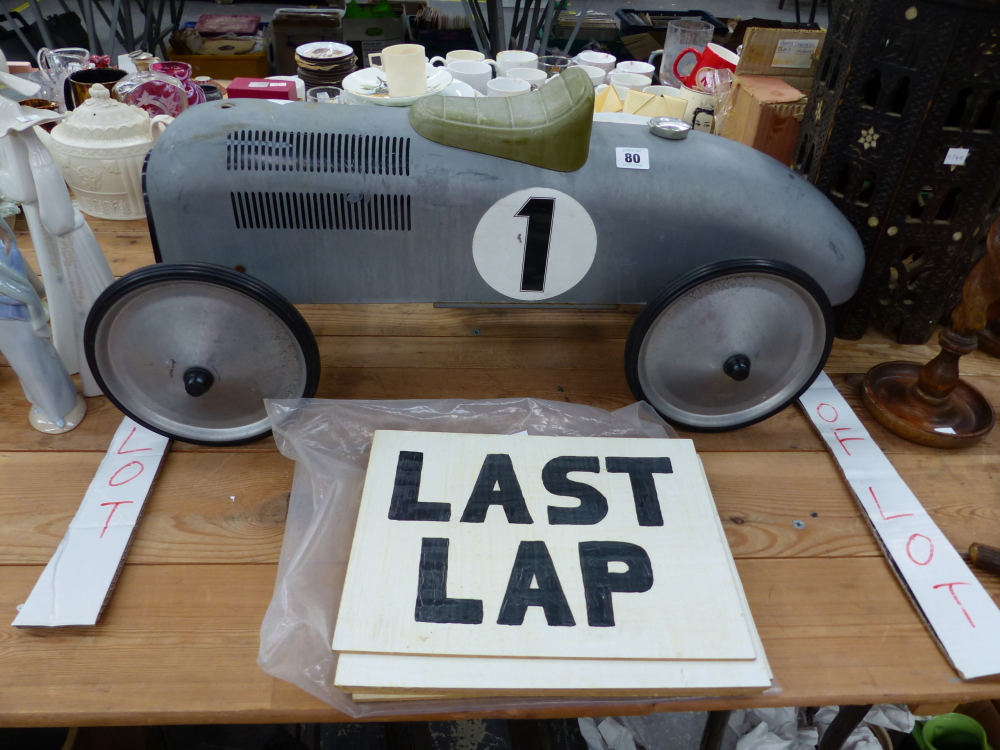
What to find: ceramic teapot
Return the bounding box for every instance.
[38,83,172,220]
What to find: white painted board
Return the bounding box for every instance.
[799,373,1000,679]
[335,467,772,693]
[333,431,758,661]
[335,650,773,693]
[13,418,170,627]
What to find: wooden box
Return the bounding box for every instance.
[165,49,270,80]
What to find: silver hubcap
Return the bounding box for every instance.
[91,279,311,442]
[637,272,827,429]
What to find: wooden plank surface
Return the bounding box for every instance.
[2,218,1000,725]
[2,560,999,725]
[8,448,1000,567]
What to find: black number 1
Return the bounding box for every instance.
[516,198,555,292]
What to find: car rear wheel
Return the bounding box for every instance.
[625,259,833,432]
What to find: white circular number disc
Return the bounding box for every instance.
[472,188,597,301]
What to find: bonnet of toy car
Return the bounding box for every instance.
[84,264,320,445]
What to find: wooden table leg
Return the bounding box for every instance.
[699,711,732,750]
[818,705,873,750]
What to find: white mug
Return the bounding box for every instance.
[609,71,651,101]
[614,60,655,79]
[574,64,607,86]
[430,49,486,65]
[488,77,531,96]
[447,60,493,94]
[679,84,715,131]
[497,50,538,77]
[369,44,427,97]
[506,67,547,89]
[574,50,615,73]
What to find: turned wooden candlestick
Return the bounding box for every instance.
[863,216,1000,448]
[976,319,1000,358]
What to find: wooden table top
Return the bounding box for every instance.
[2,216,999,727]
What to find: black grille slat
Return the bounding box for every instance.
[230,192,411,231]
[226,130,412,175]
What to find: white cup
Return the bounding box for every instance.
[430,49,486,65]
[447,60,493,94]
[369,44,427,97]
[506,67,547,89]
[644,84,683,98]
[614,60,655,79]
[488,77,531,96]
[574,50,616,73]
[575,64,607,86]
[609,72,651,101]
[497,50,538,76]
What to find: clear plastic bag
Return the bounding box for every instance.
[258,397,677,718]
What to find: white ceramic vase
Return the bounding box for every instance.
[40,84,172,220]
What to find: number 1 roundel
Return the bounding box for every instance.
[472,188,597,301]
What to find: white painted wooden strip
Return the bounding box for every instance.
[12,418,170,627]
[335,651,774,692]
[799,372,1000,679]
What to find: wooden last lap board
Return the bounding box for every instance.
[332,431,773,700]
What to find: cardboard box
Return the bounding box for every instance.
[341,1,423,67]
[166,49,270,79]
[735,27,826,92]
[226,77,298,100]
[720,75,806,166]
[621,33,662,66]
[342,16,406,67]
[269,8,345,75]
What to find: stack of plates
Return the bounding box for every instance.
[295,41,357,88]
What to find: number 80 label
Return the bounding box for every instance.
[616,147,649,170]
[473,188,597,301]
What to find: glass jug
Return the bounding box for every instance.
[151,61,206,107]
[36,47,90,111]
[113,52,188,117]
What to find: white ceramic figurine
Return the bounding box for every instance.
[0,97,114,396]
[0,216,86,433]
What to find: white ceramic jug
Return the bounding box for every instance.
[38,84,172,220]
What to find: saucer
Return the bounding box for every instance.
[342,65,452,106]
[296,41,354,61]
[442,79,476,97]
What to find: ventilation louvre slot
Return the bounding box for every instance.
[231,191,412,231]
[226,130,411,176]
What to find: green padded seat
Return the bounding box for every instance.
[408,66,594,172]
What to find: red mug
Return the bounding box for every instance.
[671,43,739,89]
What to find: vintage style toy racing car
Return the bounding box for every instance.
[84,68,865,444]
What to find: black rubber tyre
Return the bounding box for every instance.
[85,263,321,445]
[624,259,834,432]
